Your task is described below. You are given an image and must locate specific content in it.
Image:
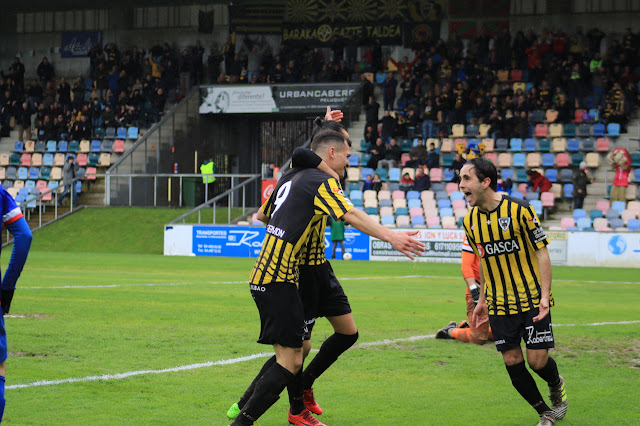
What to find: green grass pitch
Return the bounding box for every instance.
[2,208,639,424]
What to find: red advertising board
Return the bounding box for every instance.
[261,180,277,204]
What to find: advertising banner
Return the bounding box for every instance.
[282,22,402,46]
[200,83,360,114]
[568,232,640,268]
[200,86,277,114]
[191,226,266,257]
[261,180,276,205]
[370,229,465,262]
[546,231,568,265]
[61,32,102,58]
[323,228,370,261]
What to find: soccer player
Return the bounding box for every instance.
[435,236,493,345]
[0,186,33,422]
[230,131,424,426]
[229,116,362,426]
[459,158,567,426]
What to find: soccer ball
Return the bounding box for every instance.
[343,252,352,260]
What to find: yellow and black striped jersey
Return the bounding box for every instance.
[250,167,353,286]
[297,216,328,266]
[462,195,552,315]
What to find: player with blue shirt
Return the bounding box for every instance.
[0,186,33,422]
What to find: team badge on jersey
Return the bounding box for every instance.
[498,217,511,231]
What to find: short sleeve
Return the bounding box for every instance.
[521,205,549,250]
[1,187,23,226]
[314,178,354,220]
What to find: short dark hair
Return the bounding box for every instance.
[310,130,349,152]
[467,157,497,191]
[311,118,350,146]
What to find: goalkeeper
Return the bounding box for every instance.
[435,236,492,344]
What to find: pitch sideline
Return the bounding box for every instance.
[7,320,640,390]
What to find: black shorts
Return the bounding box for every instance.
[250,282,307,348]
[298,262,352,337]
[489,307,555,352]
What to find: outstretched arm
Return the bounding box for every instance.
[341,208,424,260]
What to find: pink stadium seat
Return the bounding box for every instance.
[392,190,405,200]
[556,153,570,167]
[426,215,441,227]
[442,216,457,228]
[560,217,575,230]
[484,152,497,164]
[429,168,442,182]
[595,200,609,213]
[535,124,548,137]
[409,207,424,217]
[452,199,466,210]
[596,138,610,152]
[541,192,555,207]
[114,140,125,153]
[593,218,610,231]
[445,182,458,195]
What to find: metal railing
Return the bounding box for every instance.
[3,176,85,246]
[102,173,259,208]
[169,174,261,224]
[105,86,200,206]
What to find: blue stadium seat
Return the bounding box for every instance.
[411,216,426,227]
[431,182,445,193]
[395,207,408,216]
[437,199,451,209]
[13,141,24,152]
[628,219,640,232]
[541,153,555,168]
[381,215,395,226]
[581,138,595,151]
[350,190,362,201]
[635,169,640,182]
[116,127,127,139]
[379,199,392,207]
[127,127,139,139]
[360,139,369,151]
[450,191,464,201]
[530,200,543,216]
[58,140,68,152]
[101,140,113,152]
[443,169,455,182]
[435,191,449,200]
[589,209,603,220]
[525,192,540,201]
[514,168,528,182]
[17,167,28,180]
[349,153,359,167]
[388,168,401,181]
[34,140,45,152]
[563,123,576,137]
[630,153,640,168]
[360,153,371,166]
[105,127,116,139]
[91,140,102,152]
[538,138,551,152]
[361,167,374,179]
[576,217,592,230]
[500,168,513,181]
[509,138,523,151]
[611,201,626,214]
[545,168,558,182]
[512,153,525,168]
[46,141,57,152]
[374,167,388,181]
[40,167,51,180]
[605,209,620,220]
[442,153,454,167]
[607,123,620,137]
[573,209,587,220]
[576,124,591,137]
[559,168,573,182]
[407,190,420,200]
[399,139,412,152]
[365,207,378,215]
[523,138,537,152]
[28,167,39,180]
[571,153,584,167]
[439,207,453,217]
[511,192,524,199]
[593,123,606,136]
[496,139,509,151]
[563,183,574,198]
[567,138,580,152]
[43,153,54,166]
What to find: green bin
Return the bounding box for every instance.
[183,177,202,207]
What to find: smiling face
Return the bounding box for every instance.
[458,164,488,208]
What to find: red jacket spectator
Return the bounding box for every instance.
[527,170,552,192]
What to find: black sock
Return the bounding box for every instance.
[533,357,561,388]
[238,355,277,409]
[505,361,550,415]
[288,368,305,415]
[232,363,294,426]
[303,331,358,390]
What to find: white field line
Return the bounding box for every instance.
[6,320,640,390]
[17,275,640,290]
